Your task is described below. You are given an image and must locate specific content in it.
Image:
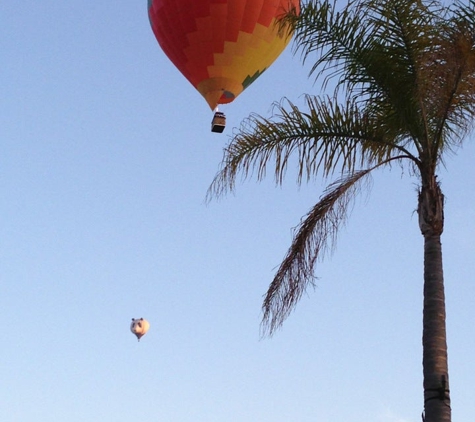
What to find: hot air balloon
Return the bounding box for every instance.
[148,0,299,132]
[130,318,150,341]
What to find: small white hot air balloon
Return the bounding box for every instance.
[130,318,150,342]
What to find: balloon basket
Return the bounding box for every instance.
[211,111,226,133]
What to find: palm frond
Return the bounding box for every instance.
[261,168,374,336]
[288,0,367,92]
[360,0,439,138]
[206,95,413,201]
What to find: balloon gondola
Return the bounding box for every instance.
[211,111,226,133]
[147,0,300,132]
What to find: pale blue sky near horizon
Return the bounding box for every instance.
[1,2,474,422]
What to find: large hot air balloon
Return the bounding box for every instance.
[148,0,299,132]
[130,318,150,341]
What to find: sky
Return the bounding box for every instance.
[1,1,474,422]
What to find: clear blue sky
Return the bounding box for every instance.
[1,2,474,421]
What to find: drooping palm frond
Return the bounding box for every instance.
[261,153,415,336]
[207,94,415,201]
[260,166,377,336]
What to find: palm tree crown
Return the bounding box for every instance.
[208,1,475,421]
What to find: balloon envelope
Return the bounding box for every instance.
[148,0,299,109]
[130,318,150,341]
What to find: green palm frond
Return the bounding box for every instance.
[207,94,415,201]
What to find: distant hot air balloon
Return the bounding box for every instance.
[130,318,150,341]
[148,0,299,132]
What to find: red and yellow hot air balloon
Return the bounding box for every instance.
[148,0,299,132]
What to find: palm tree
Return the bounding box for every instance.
[207,1,475,421]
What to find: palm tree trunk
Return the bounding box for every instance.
[422,233,451,422]
[418,177,451,422]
